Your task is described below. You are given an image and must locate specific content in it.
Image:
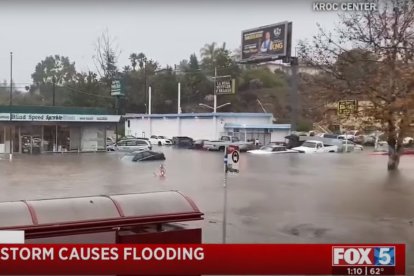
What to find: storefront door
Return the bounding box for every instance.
[21,135,41,154]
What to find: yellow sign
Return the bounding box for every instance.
[338,100,358,116]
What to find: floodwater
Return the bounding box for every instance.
[1,148,414,273]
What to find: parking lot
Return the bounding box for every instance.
[1,148,413,272]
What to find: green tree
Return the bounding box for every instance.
[31,55,76,84]
[30,55,77,105]
[137,53,147,70]
[129,53,138,71]
[67,71,112,108]
[93,30,120,88]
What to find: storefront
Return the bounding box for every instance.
[0,106,120,154]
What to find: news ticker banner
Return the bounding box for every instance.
[0,244,405,275]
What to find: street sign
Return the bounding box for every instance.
[338,100,357,116]
[226,145,240,172]
[111,80,123,96]
[215,76,236,95]
[231,151,240,164]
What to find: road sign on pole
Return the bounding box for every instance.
[222,144,240,244]
[111,80,123,96]
[226,145,240,172]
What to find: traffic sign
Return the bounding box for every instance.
[226,145,240,172]
[111,80,123,96]
[231,151,239,164]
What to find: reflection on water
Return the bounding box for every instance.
[0,148,413,272]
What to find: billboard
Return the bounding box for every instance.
[241,21,292,63]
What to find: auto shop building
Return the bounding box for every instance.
[0,106,120,154]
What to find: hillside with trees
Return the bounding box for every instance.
[0,37,292,124]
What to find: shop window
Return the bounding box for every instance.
[43,126,56,152]
[57,126,70,152]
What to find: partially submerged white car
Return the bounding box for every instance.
[292,140,338,153]
[149,135,172,146]
[248,145,297,154]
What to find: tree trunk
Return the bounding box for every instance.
[387,136,402,171]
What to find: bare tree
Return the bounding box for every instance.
[93,30,121,88]
[299,0,414,170]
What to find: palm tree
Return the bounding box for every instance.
[200,42,217,60]
[123,65,132,73]
[137,53,147,70]
[129,53,138,71]
[200,42,227,72]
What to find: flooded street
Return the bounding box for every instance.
[1,148,414,273]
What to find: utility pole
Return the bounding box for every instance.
[144,61,147,114]
[148,86,152,115]
[289,57,299,132]
[213,66,218,140]
[213,66,217,113]
[10,52,13,106]
[177,82,181,114]
[52,76,56,106]
[9,52,13,161]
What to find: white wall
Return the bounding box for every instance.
[125,114,273,140]
[126,118,151,138]
[181,118,215,140]
[220,116,272,125]
[81,127,98,151]
[271,130,290,142]
[150,118,179,137]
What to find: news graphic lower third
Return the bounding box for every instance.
[0,243,406,275]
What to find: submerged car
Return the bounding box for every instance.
[107,139,152,152]
[131,150,166,162]
[248,145,298,154]
[172,136,194,148]
[149,135,172,146]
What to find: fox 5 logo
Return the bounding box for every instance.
[332,246,395,266]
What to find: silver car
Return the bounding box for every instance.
[107,139,151,152]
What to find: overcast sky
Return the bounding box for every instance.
[0,0,339,87]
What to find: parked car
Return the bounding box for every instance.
[284,134,304,149]
[203,136,253,152]
[342,140,364,151]
[172,136,194,148]
[247,145,298,154]
[107,139,151,152]
[149,135,172,146]
[130,150,166,162]
[192,139,208,150]
[292,140,338,153]
[268,141,287,146]
[403,137,414,146]
[106,137,115,145]
[318,133,340,139]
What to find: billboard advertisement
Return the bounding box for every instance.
[241,21,292,62]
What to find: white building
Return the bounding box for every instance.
[124,112,291,144]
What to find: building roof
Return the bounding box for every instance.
[124,112,273,119]
[0,105,115,115]
[224,123,291,130]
